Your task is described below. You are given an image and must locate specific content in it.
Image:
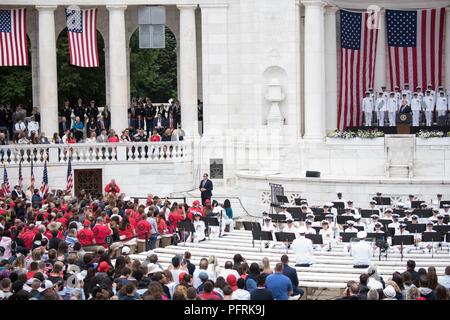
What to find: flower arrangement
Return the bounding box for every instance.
[327,129,384,139]
[416,130,444,138]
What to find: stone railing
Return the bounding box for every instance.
[0,141,192,165]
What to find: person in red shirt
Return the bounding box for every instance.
[118,216,136,241]
[135,213,151,240]
[77,220,97,250]
[168,206,183,233]
[198,281,222,300]
[104,179,120,194]
[108,129,120,142]
[19,224,35,251]
[187,200,204,221]
[92,217,112,248]
[149,130,161,142]
[157,212,168,235]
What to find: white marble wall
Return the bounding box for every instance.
[3,161,194,196]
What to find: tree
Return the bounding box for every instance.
[130,26,178,102]
[56,29,105,106]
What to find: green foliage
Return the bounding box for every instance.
[0,37,32,106]
[56,29,106,105]
[130,26,178,102]
[0,26,178,107]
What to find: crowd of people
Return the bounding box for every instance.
[0,96,195,145]
[361,84,450,127]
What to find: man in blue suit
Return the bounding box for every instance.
[199,173,213,206]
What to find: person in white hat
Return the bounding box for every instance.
[261,217,276,249]
[382,285,397,300]
[368,200,381,214]
[388,214,401,233]
[367,214,380,232]
[418,221,438,251]
[439,203,450,216]
[291,226,315,267]
[346,200,359,216]
[344,220,358,233]
[304,220,317,235]
[353,214,366,231]
[382,208,393,221]
[349,231,372,268]
[319,220,334,251]
[280,218,299,249]
[189,212,206,243]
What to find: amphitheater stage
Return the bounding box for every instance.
[130,229,450,300]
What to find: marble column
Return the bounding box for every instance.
[302,0,326,140]
[445,9,450,91]
[325,5,338,131]
[36,5,58,137]
[104,47,110,107]
[374,10,387,91]
[107,5,128,133]
[177,4,199,138]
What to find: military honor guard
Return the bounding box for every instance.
[387,92,398,127]
[436,91,448,118]
[362,91,374,126]
[402,84,412,103]
[424,90,435,126]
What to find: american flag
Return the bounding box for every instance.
[40,161,49,196]
[2,165,10,194]
[66,8,99,67]
[30,160,35,192]
[338,10,379,130]
[18,160,23,191]
[0,8,28,66]
[66,159,73,193]
[387,8,445,91]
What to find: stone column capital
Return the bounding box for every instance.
[301,0,327,8]
[325,5,339,15]
[177,4,198,10]
[35,5,57,12]
[106,5,127,12]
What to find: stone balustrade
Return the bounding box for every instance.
[0,141,192,165]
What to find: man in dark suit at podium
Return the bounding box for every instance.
[399,94,412,114]
[199,173,213,205]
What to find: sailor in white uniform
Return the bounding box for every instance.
[349,231,373,268]
[319,220,334,251]
[261,217,276,249]
[376,92,386,126]
[191,212,206,243]
[344,220,359,233]
[436,91,448,118]
[424,90,435,126]
[362,91,374,126]
[387,92,398,127]
[291,226,316,267]
[367,214,380,233]
[304,219,317,234]
[281,218,299,249]
[402,84,412,103]
[410,93,422,126]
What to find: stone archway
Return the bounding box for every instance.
[128,25,178,103]
[55,27,106,107]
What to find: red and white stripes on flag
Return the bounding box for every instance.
[66,159,73,193]
[387,8,445,92]
[66,8,99,67]
[338,10,379,130]
[0,8,28,66]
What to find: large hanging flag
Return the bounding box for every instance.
[66,159,73,193]
[0,8,28,66]
[18,160,23,191]
[338,10,379,130]
[65,8,99,67]
[2,165,10,194]
[30,160,35,192]
[40,161,49,196]
[386,8,445,91]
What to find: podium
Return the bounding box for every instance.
[396,113,412,134]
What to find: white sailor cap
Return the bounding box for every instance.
[301,204,308,209]
[411,215,419,220]
[325,214,333,219]
[432,208,440,213]
[370,200,377,205]
[321,220,329,225]
[392,213,400,218]
[286,218,294,223]
[306,213,314,218]
[354,214,362,220]
[399,223,407,228]
[305,219,313,225]
[375,222,382,227]
[385,208,393,213]
[347,220,355,225]
[371,214,380,219]
[427,221,434,226]
[437,214,444,219]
